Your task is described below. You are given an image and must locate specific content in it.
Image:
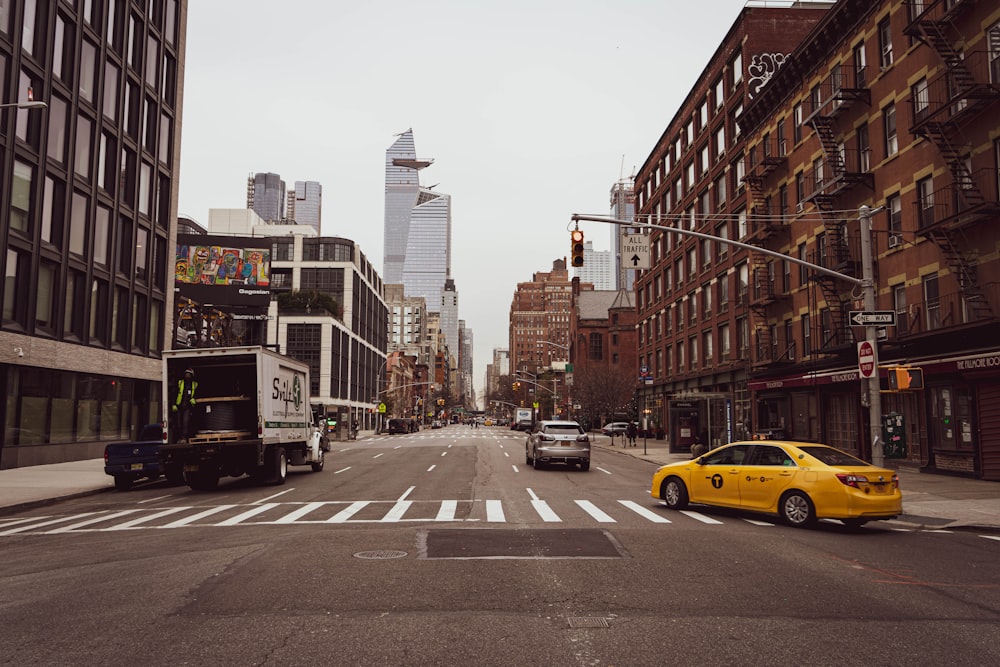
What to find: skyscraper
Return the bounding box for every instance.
[248,172,286,222]
[383,130,451,307]
[288,180,322,233]
[610,179,636,290]
[574,241,614,290]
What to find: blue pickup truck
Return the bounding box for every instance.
[104,424,183,490]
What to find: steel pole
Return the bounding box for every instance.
[860,205,884,466]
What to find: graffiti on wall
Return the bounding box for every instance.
[175,245,271,286]
[747,53,789,100]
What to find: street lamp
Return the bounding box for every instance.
[0,100,47,110]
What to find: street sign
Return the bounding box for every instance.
[857,340,876,378]
[621,232,651,269]
[850,310,896,326]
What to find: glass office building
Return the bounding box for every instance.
[1,1,187,468]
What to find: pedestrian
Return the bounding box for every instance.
[172,368,198,443]
[626,421,638,447]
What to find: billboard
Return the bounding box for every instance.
[175,234,271,307]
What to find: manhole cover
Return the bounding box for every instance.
[354,550,408,560]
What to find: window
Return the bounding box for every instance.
[135,227,148,282]
[3,249,29,326]
[65,269,86,340]
[737,209,748,238]
[699,101,709,130]
[923,273,940,330]
[70,192,87,256]
[700,145,710,175]
[714,77,724,109]
[718,272,730,306]
[703,330,714,361]
[802,313,812,356]
[719,323,730,357]
[89,278,109,344]
[912,77,929,122]
[893,283,908,335]
[857,122,870,171]
[10,160,33,234]
[47,96,68,163]
[104,62,119,119]
[702,282,713,314]
[793,103,803,143]
[81,40,97,103]
[589,333,603,361]
[689,336,698,368]
[94,206,110,266]
[715,126,726,159]
[853,41,867,87]
[688,293,697,324]
[41,176,65,248]
[917,176,934,227]
[731,51,743,89]
[878,18,893,70]
[76,115,93,178]
[776,118,786,155]
[887,193,902,235]
[990,21,1000,83]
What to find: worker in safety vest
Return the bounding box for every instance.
[172,368,198,443]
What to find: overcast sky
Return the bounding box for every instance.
[177,0,754,401]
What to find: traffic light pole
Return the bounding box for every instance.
[573,206,885,465]
[859,205,884,467]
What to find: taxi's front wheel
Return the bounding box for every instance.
[779,490,816,527]
[661,477,689,510]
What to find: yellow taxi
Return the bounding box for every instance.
[650,440,902,528]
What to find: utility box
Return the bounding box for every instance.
[883,412,906,459]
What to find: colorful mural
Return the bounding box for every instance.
[175,245,270,286]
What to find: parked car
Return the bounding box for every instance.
[525,420,591,471]
[386,418,408,435]
[104,424,183,490]
[651,440,902,528]
[601,422,630,436]
[431,420,443,429]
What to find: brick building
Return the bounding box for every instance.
[632,3,832,452]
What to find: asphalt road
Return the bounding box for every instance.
[2,425,999,666]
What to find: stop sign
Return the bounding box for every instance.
[858,340,875,378]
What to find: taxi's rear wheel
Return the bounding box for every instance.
[779,490,816,527]
[661,477,688,510]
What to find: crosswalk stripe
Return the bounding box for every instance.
[106,507,190,530]
[0,512,103,536]
[679,510,724,525]
[532,499,561,522]
[743,518,775,526]
[575,500,616,523]
[327,501,369,523]
[486,499,505,522]
[436,500,457,521]
[275,502,327,524]
[163,504,236,527]
[45,509,144,533]
[618,500,671,523]
[217,503,278,526]
[381,500,413,522]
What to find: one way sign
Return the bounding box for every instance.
[849,310,896,326]
[620,232,650,269]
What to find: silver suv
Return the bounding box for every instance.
[525,420,591,471]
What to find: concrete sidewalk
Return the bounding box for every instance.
[2,430,999,531]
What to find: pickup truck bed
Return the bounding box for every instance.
[104,425,182,490]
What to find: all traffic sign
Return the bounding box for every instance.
[620,232,651,269]
[850,310,896,326]
[857,340,876,378]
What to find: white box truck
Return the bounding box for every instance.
[159,346,327,490]
[515,407,534,431]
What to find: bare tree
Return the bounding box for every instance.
[572,363,636,427]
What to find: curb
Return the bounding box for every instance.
[0,487,111,519]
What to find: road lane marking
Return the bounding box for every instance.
[372,453,384,459]
[441,451,447,457]
[327,501,369,523]
[106,507,189,530]
[486,500,505,522]
[45,509,144,533]
[679,510,724,525]
[743,519,774,526]
[427,465,436,472]
[504,452,510,457]
[137,495,173,504]
[255,489,295,504]
[576,500,615,523]
[217,503,279,526]
[334,467,351,474]
[163,504,236,527]
[381,500,413,522]
[398,487,415,501]
[595,466,613,474]
[436,500,457,521]
[526,488,540,501]
[618,500,672,523]
[512,465,520,472]
[275,502,327,524]
[982,535,1000,542]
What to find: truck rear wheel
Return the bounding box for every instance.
[186,470,219,491]
[271,447,288,485]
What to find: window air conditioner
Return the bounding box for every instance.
[888,234,902,249]
[796,202,805,214]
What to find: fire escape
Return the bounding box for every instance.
[802,62,874,351]
[904,0,1000,322]
[744,136,791,367]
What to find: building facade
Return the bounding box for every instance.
[736,0,1000,479]
[1,1,188,468]
[574,240,614,290]
[610,179,636,290]
[287,180,322,234]
[247,172,286,222]
[632,3,832,454]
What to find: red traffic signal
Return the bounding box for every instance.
[570,230,585,267]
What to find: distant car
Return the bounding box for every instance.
[651,440,902,528]
[601,422,630,436]
[525,420,591,471]
[386,418,407,435]
[431,420,443,429]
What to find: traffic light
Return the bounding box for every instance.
[887,366,924,390]
[570,230,585,267]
